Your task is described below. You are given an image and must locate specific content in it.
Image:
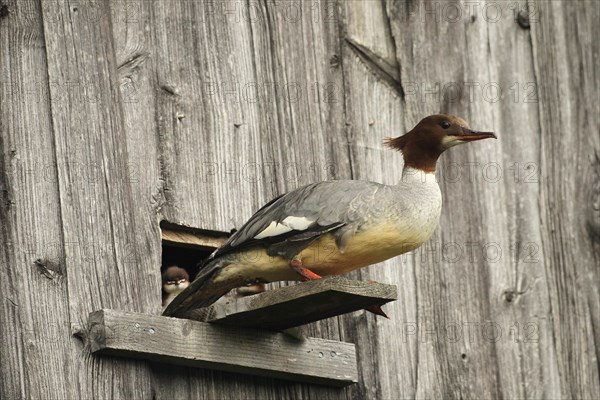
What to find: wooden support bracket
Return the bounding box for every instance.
[89,278,397,386]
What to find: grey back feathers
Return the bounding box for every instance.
[204,180,382,264]
[164,180,382,317]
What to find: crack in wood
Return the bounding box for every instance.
[159,84,180,100]
[34,258,64,281]
[117,52,150,78]
[345,37,403,97]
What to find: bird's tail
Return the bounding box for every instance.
[162,258,242,318]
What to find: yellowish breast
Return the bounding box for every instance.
[218,222,434,284]
[299,223,426,275]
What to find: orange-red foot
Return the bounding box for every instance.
[290,259,389,319]
[290,259,322,281]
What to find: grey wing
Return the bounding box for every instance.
[206,180,381,262]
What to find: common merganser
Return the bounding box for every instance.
[162,266,190,309]
[163,114,496,318]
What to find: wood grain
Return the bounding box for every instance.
[207,276,397,331]
[161,225,228,249]
[1,0,598,399]
[530,2,600,398]
[89,309,358,387]
[0,1,77,398]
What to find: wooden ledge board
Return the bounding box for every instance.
[207,276,398,331]
[160,221,228,249]
[89,309,358,387]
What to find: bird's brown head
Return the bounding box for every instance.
[386,114,496,173]
[162,266,190,293]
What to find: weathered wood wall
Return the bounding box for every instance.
[1,0,598,399]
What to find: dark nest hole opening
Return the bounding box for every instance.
[159,221,230,306]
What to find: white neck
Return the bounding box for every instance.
[400,166,438,185]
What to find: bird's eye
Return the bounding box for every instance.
[440,121,451,129]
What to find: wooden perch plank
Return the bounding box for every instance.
[89,309,358,387]
[207,277,397,331]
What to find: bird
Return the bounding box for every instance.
[163,114,496,318]
[161,266,190,309]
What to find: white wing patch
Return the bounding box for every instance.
[253,216,315,240]
[254,221,292,239]
[282,216,313,230]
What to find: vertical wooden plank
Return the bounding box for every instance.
[145,0,268,232]
[342,0,570,398]
[392,0,506,397]
[387,0,552,397]
[138,1,277,398]
[339,2,411,398]
[243,2,358,399]
[245,0,349,194]
[0,1,77,398]
[108,0,163,293]
[479,2,561,398]
[39,0,155,398]
[530,1,600,398]
[142,1,353,398]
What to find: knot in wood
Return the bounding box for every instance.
[517,11,531,29]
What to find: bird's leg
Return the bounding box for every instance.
[290,258,322,281]
[289,258,389,318]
